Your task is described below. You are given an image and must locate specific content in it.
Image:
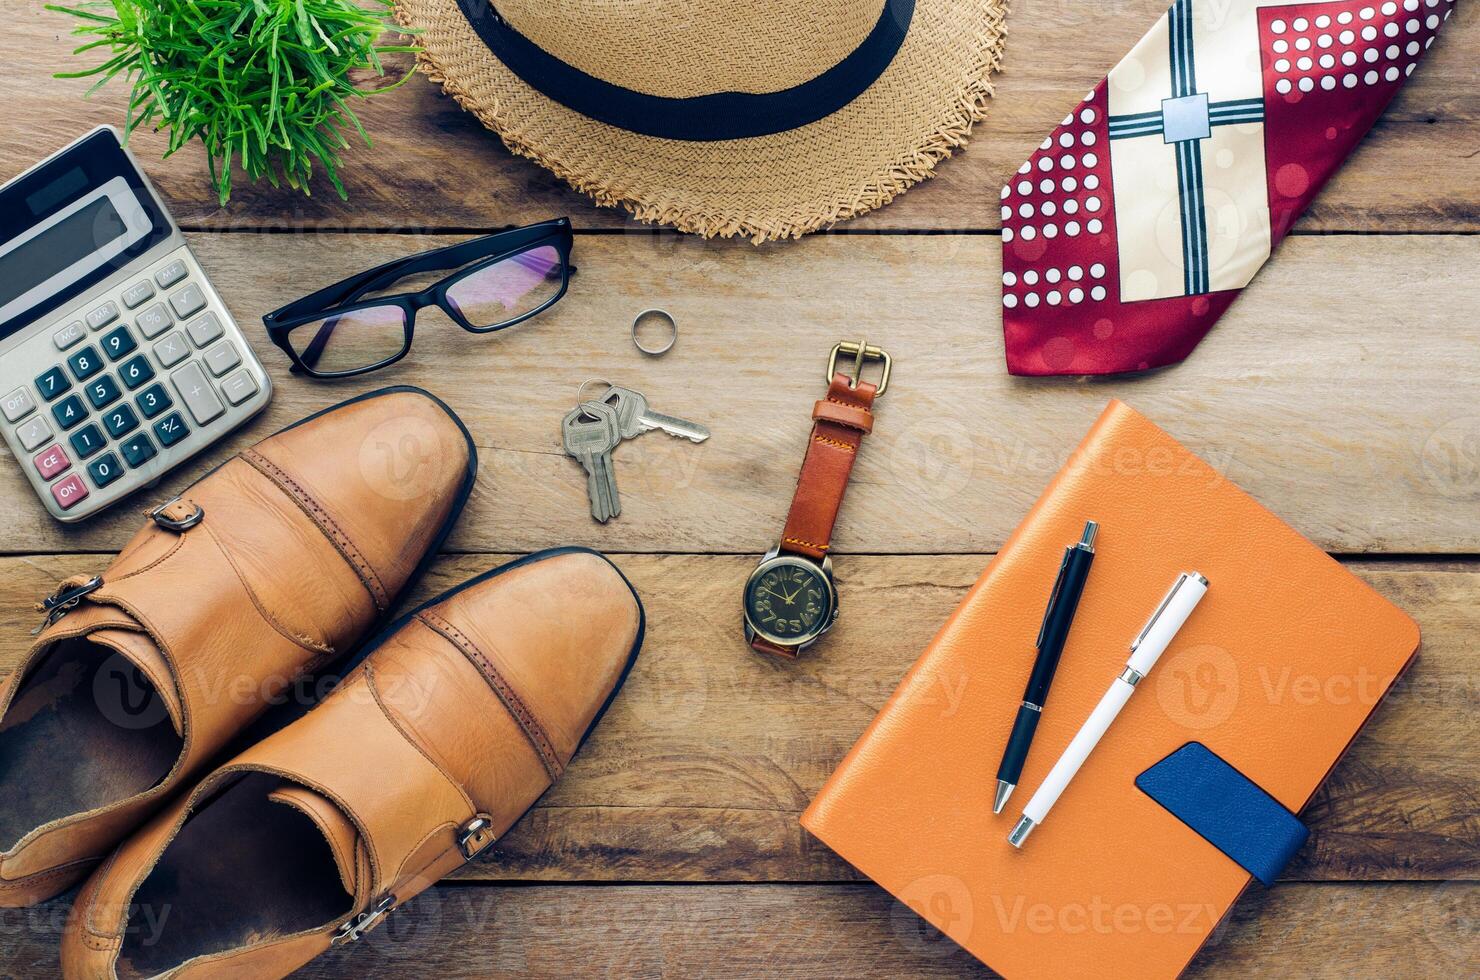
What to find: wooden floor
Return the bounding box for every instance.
[2,2,1477,977]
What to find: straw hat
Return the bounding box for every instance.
[397,0,1009,242]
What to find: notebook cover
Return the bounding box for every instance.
[800,400,1420,979]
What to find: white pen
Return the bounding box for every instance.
[1008,571,1209,847]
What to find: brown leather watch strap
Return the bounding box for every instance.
[778,373,877,561]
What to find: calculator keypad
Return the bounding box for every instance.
[8,247,270,521]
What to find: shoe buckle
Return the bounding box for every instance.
[32,575,103,635]
[149,498,204,532]
[332,893,396,946]
[458,815,497,860]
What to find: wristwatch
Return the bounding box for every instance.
[744,340,890,658]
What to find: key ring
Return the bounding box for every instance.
[632,309,677,356]
[576,378,613,405]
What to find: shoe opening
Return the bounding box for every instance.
[118,773,355,978]
[0,638,180,853]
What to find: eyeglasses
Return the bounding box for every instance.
[262,218,574,378]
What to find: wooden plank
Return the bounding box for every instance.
[5,1,1476,233]
[0,882,1473,978]
[0,234,1476,555]
[3,556,1475,884]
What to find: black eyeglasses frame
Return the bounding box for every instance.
[261,217,575,379]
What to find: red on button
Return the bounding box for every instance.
[33,445,71,480]
[50,473,90,510]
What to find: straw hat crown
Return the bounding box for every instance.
[400,0,1008,241]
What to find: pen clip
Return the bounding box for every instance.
[1131,572,1192,652]
[1035,547,1073,649]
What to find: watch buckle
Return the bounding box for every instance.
[827,338,891,397]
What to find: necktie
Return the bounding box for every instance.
[1000,0,1456,376]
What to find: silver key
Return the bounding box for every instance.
[600,385,710,443]
[562,403,622,522]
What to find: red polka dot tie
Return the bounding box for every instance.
[1001,0,1456,376]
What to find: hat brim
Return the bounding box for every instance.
[397,0,1009,242]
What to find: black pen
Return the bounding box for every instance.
[993,520,1099,814]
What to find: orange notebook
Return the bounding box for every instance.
[801,400,1419,979]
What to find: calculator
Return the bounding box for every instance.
[0,127,272,522]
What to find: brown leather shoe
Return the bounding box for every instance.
[0,387,475,908]
[60,548,643,979]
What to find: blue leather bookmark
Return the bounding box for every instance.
[1135,742,1309,887]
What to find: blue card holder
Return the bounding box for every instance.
[1135,741,1309,887]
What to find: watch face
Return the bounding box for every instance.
[745,556,835,646]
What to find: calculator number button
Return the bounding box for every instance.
[16,416,52,452]
[171,362,224,425]
[119,433,158,467]
[220,369,259,406]
[69,423,105,459]
[154,412,189,447]
[204,341,241,377]
[86,301,119,330]
[51,473,90,511]
[136,384,173,419]
[119,355,156,390]
[35,367,70,401]
[155,259,188,289]
[67,346,103,382]
[54,320,86,351]
[153,332,190,368]
[136,303,174,339]
[88,452,125,488]
[103,404,140,438]
[169,283,206,320]
[101,326,138,361]
[3,388,35,422]
[52,394,87,430]
[122,280,156,309]
[85,376,122,410]
[34,445,71,480]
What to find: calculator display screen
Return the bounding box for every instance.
[0,129,170,341]
[0,197,129,309]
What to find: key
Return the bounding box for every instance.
[561,403,622,523]
[600,385,710,443]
